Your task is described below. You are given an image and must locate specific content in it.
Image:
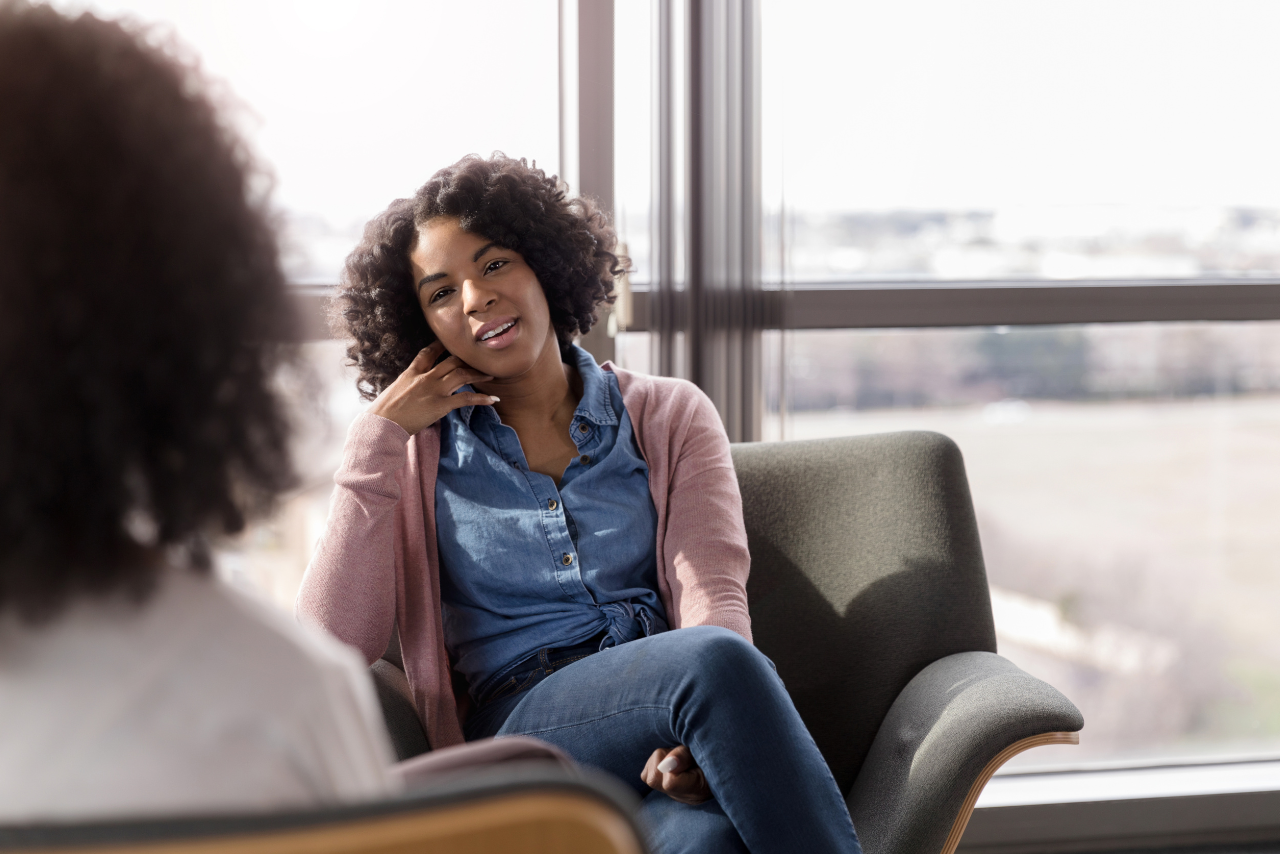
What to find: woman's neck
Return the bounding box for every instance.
[482,336,581,434]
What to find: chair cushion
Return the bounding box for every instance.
[370,660,430,761]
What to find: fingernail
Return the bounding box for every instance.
[488,396,500,403]
[657,756,679,773]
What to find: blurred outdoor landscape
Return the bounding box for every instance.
[772,321,1280,769]
[765,207,1280,283]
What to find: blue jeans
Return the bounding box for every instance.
[463,626,862,854]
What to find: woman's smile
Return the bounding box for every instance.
[475,316,519,348]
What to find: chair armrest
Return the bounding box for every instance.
[846,651,1083,854]
[370,659,431,761]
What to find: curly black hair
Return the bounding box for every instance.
[337,154,623,399]
[0,2,296,620]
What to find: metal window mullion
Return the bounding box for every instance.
[740,0,763,441]
[560,0,615,364]
[671,0,762,441]
[687,0,705,393]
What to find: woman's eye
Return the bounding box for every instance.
[429,287,454,304]
[485,259,507,274]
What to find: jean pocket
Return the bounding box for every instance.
[484,670,538,705]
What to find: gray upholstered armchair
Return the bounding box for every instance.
[371,430,1083,854]
[733,432,1082,854]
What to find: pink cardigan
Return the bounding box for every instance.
[297,365,753,750]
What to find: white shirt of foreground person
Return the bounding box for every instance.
[0,568,399,821]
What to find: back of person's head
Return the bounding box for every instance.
[0,1,295,621]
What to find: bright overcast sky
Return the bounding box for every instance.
[49,0,560,231]
[43,0,1280,227]
[763,0,1280,212]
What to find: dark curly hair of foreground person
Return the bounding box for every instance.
[337,154,624,400]
[0,2,296,620]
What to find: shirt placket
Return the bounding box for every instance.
[489,417,594,604]
[564,414,604,479]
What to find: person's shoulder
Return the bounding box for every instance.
[605,363,710,410]
[0,571,394,820]
[174,574,396,776]
[189,574,369,689]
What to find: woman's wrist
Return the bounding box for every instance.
[335,412,414,485]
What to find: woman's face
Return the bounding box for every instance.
[408,217,557,380]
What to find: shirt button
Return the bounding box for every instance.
[579,454,591,464]
[548,499,558,511]
[510,460,519,467]
[579,424,589,433]
[562,553,573,565]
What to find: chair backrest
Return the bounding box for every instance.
[0,765,647,854]
[731,431,997,795]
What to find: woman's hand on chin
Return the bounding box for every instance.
[368,341,498,435]
[642,745,712,805]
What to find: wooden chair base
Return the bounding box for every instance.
[16,791,645,854]
[939,731,1080,854]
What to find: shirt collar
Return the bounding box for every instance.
[569,344,618,427]
[454,344,617,430]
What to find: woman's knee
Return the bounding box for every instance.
[677,626,776,687]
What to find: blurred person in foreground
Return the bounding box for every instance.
[0,1,398,819]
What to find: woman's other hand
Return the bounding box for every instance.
[642,745,712,805]
[368,341,497,435]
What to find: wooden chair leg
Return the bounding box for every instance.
[939,731,1080,854]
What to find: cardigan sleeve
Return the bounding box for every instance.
[661,387,754,643]
[295,411,409,665]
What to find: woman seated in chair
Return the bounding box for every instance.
[298,153,863,853]
[0,2,397,819]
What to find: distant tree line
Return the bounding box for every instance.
[780,323,1280,411]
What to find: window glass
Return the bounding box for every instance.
[773,321,1280,768]
[612,0,654,373]
[762,0,1280,282]
[52,0,560,284]
[615,0,653,288]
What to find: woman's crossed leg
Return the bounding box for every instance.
[490,626,863,854]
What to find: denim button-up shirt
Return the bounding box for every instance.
[436,345,668,700]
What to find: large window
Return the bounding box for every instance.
[747,0,1280,773]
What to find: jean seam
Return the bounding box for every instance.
[550,653,591,671]
[507,705,670,737]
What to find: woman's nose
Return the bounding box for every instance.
[461,278,497,313]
